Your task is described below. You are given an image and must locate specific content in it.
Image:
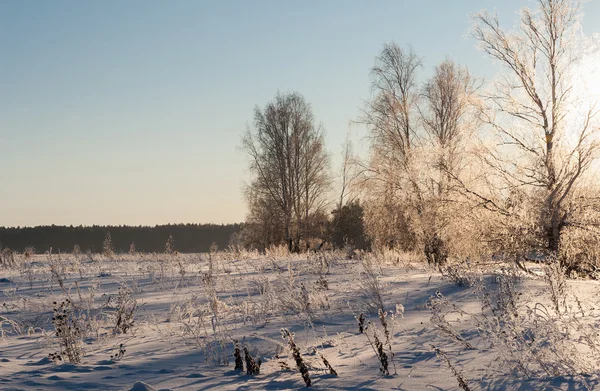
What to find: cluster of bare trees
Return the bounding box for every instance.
[360,0,600,269]
[242,0,600,272]
[359,44,481,266]
[242,93,330,252]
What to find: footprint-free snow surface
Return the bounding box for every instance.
[1,251,599,390]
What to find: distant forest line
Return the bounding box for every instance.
[0,224,241,254]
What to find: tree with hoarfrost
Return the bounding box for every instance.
[361,43,480,265]
[472,0,600,263]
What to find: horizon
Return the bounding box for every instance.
[3,0,600,227]
[0,222,242,229]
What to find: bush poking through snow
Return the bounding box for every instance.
[320,352,338,376]
[110,343,126,361]
[431,344,471,391]
[373,332,389,375]
[357,312,365,334]
[233,340,243,371]
[300,283,314,323]
[129,241,136,255]
[430,271,600,381]
[0,248,16,268]
[0,316,22,339]
[23,246,35,259]
[112,286,137,335]
[441,259,481,288]
[359,319,390,376]
[481,270,519,318]
[426,292,474,350]
[281,328,311,387]
[243,346,261,375]
[102,231,114,258]
[357,258,384,313]
[165,235,176,255]
[543,261,567,315]
[50,299,83,363]
[378,309,397,374]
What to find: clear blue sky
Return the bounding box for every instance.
[2,0,599,227]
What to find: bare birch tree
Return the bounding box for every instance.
[338,133,358,210]
[472,0,600,256]
[362,43,422,192]
[242,92,331,252]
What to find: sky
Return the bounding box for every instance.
[2,0,600,227]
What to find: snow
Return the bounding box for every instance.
[0,252,598,390]
[128,381,158,391]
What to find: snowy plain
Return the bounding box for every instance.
[1,250,599,390]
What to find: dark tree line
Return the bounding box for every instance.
[0,224,241,254]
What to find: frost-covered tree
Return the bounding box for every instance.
[359,43,422,252]
[360,43,480,265]
[472,0,600,258]
[165,235,175,255]
[102,231,114,257]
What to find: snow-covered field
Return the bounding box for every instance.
[1,250,600,390]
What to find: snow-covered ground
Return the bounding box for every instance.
[1,251,599,390]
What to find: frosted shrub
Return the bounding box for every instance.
[281,328,311,386]
[429,270,600,382]
[49,299,83,364]
[0,248,16,268]
[112,286,137,335]
[441,259,482,288]
[356,258,385,313]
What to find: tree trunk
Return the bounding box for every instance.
[285,215,292,252]
[547,210,561,254]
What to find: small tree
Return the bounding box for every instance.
[165,235,175,255]
[329,201,370,251]
[23,246,35,259]
[102,231,114,257]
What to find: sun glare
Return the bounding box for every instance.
[572,34,600,104]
